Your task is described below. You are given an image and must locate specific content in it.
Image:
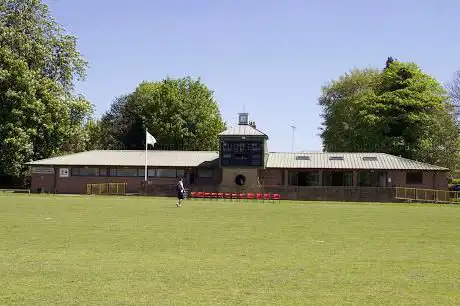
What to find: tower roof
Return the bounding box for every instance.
[219,112,268,138]
[219,125,268,138]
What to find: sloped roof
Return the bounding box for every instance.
[266,152,448,171]
[26,150,219,168]
[26,150,448,171]
[219,124,268,138]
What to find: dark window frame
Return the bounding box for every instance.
[71,167,100,176]
[99,168,108,177]
[155,169,183,178]
[116,167,138,177]
[288,171,320,186]
[358,171,386,187]
[322,171,353,186]
[138,168,157,177]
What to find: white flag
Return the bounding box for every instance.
[146,131,156,147]
[144,130,156,182]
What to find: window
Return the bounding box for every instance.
[198,169,213,178]
[295,156,310,160]
[31,167,54,174]
[71,167,99,176]
[362,156,378,161]
[358,172,374,187]
[177,169,185,178]
[322,171,353,186]
[110,168,117,177]
[329,156,344,161]
[138,169,156,177]
[358,171,386,187]
[157,169,177,177]
[99,168,108,176]
[84,168,99,176]
[288,171,299,185]
[116,168,138,177]
[288,171,319,186]
[406,171,423,184]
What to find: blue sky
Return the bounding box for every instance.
[45,0,460,152]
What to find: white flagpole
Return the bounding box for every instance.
[145,129,148,182]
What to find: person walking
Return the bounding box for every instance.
[176,177,185,207]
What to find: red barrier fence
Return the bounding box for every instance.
[189,191,281,202]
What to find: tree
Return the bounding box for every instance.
[319,68,381,152]
[84,119,104,151]
[446,69,460,121]
[99,77,226,151]
[63,96,96,153]
[0,0,93,182]
[97,94,139,150]
[319,58,460,171]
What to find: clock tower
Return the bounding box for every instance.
[218,113,268,190]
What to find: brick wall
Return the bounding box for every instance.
[194,167,222,185]
[258,169,448,190]
[56,176,178,194]
[259,169,283,186]
[263,186,397,202]
[30,166,184,194]
[221,167,259,186]
[30,165,449,199]
[31,166,223,195]
[31,173,55,193]
[389,170,448,190]
[187,184,397,202]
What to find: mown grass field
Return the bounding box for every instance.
[0,194,459,305]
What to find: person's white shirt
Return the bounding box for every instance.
[178,180,184,192]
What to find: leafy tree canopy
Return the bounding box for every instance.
[0,0,94,180]
[319,58,460,171]
[99,77,226,151]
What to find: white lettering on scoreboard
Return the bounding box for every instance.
[31,167,54,174]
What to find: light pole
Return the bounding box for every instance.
[290,124,296,152]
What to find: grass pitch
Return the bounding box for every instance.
[0,194,459,305]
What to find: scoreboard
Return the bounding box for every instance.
[220,140,264,167]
